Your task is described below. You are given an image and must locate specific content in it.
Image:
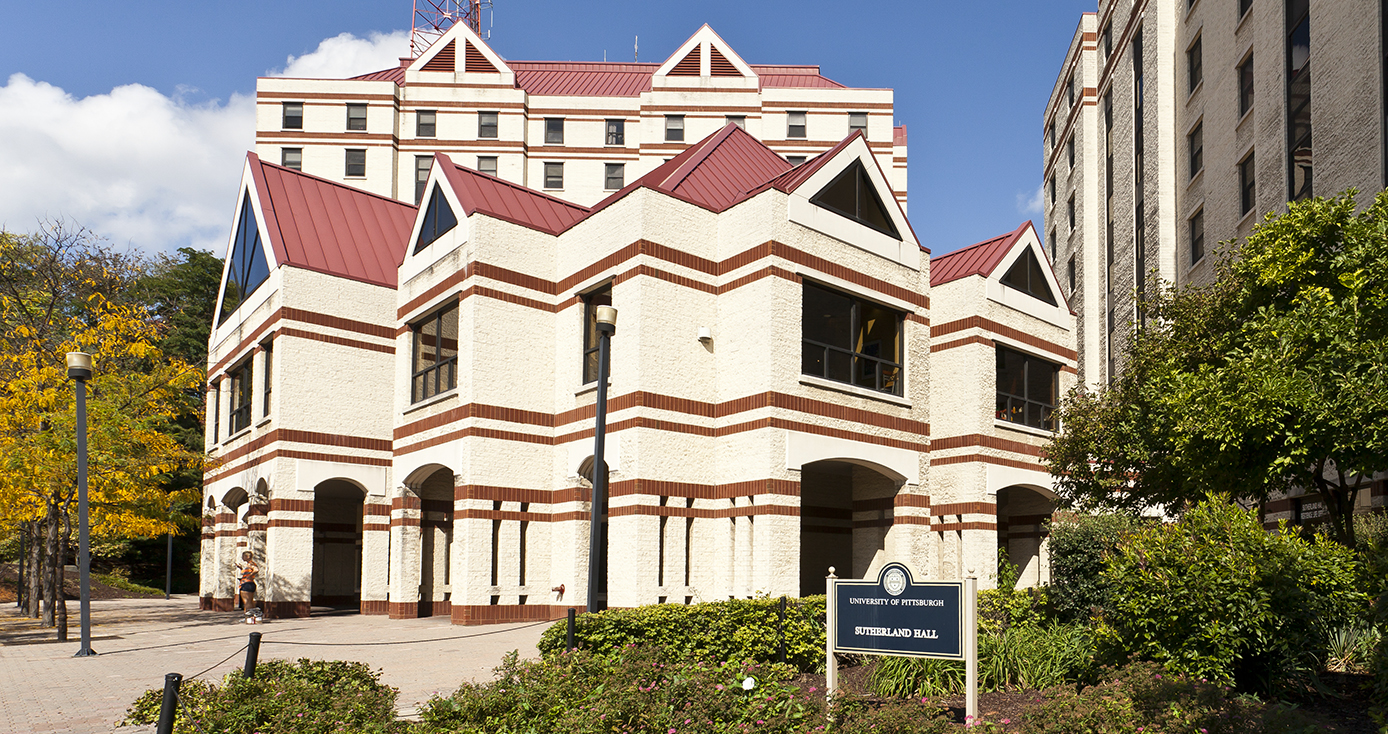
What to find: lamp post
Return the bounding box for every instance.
[66,351,96,657]
[584,306,616,614]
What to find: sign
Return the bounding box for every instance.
[832,563,964,659]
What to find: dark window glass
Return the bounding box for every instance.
[545,117,564,144]
[1067,75,1075,107]
[606,119,625,145]
[786,156,806,166]
[1188,37,1203,92]
[726,115,746,130]
[262,340,273,415]
[229,359,252,434]
[345,149,366,177]
[281,148,302,171]
[346,104,367,131]
[414,186,458,254]
[849,112,867,137]
[1239,55,1255,116]
[995,346,1059,431]
[1191,209,1205,264]
[604,163,624,190]
[1068,195,1076,230]
[808,159,901,239]
[800,282,902,396]
[415,155,431,205]
[417,110,436,137]
[478,111,498,138]
[1067,256,1076,293]
[788,111,807,138]
[1189,123,1204,177]
[282,102,303,130]
[411,302,459,403]
[1286,0,1311,200]
[1048,176,1055,206]
[1241,153,1257,214]
[1000,247,1058,306]
[1103,22,1112,58]
[1068,137,1075,168]
[212,384,220,443]
[1048,124,1055,151]
[218,193,271,325]
[582,284,613,384]
[1241,0,1254,17]
[544,162,563,189]
[665,115,684,142]
[477,156,497,176]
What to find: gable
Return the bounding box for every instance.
[654,25,757,82]
[421,40,455,72]
[809,159,901,240]
[999,247,1057,306]
[217,191,271,325]
[415,185,459,254]
[406,22,512,81]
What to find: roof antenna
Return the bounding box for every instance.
[410,0,494,57]
[634,35,638,62]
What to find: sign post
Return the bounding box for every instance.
[825,563,978,721]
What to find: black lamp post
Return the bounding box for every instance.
[585,305,616,614]
[66,351,96,657]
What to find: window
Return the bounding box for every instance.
[665,115,684,142]
[478,111,498,138]
[1048,123,1055,151]
[262,340,273,416]
[477,156,497,176]
[1188,37,1203,93]
[1067,195,1075,230]
[786,156,806,166]
[211,383,220,444]
[218,193,270,325]
[229,359,252,435]
[281,148,302,171]
[1190,209,1205,264]
[1286,0,1311,200]
[605,119,625,145]
[346,104,367,131]
[410,302,459,403]
[415,186,458,253]
[726,115,745,130]
[1048,175,1055,206]
[282,102,303,130]
[543,162,563,189]
[1102,22,1112,59]
[801,282,903,396]
[345,149,366,177]
[849,112,867,138]
[582,283,613,384]
[414,156,431,205]
[1000,247,1058,306]
[1067,256,1076,292]
[1240,0,1253,17]
[996,346,1059,431]
[1067,75,1075,107]
[1067,137,1075,168]
[787,111,807,138]
[417,110,436,137]
[545,117,564,144]
[1189,122,1204,177]
[1238,54,1254,116]
[604,163,624,190]
[1240,153,1257,215]
[808,159,901,239]
[1049,229,1056,261]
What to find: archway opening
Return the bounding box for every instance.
[996,486,1055,588]
[417,468,454,617]
[312,479,365,612]
[799,460,898,595]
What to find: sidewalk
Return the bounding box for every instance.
[0,596,552,734]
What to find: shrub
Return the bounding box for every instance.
[871,622,1093,697]
[1046,512,1144,622]
[537,596,826,672]
[977,550,1051,634]
[123,658,400,734]
[1020,661,1322,734]
[1095,496,1366,695]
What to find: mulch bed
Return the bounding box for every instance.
[0,562,162,604]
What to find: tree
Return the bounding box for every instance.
[1046,190,1388,547]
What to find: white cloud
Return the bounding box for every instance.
[1017,182,1044,216]
[0,73,254,255]
[271,31,410,79]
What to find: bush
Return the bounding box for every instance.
[537,596,827,672]
[977,550,1051,634]
[123,658,401,734]
[1095,496,1366,695]
[871,622,1093,697]
[1046,512,1144,622]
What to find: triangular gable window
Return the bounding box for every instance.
[809,160,901,240]
[669,47,700,75]
[415,186,458,254]
[422,40,455,72]
[999,247,1058,306]
[217,193,271,325]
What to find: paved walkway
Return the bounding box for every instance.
[0,596,552,734]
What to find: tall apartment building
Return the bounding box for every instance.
[255,23,909,212]
[1045,0,1387,387]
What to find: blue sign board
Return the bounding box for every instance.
[831,563,964,659]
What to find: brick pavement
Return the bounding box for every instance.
[0,596,553,734]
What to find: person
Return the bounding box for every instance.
[238,551,258,614]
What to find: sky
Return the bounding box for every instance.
[0,0,1095,258]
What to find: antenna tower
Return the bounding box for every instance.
[411,0,493,58]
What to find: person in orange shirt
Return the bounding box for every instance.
[238,551,258,614]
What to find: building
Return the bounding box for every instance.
[254,23,909,212]
[1045,0,1386,388]
[199,120,1077,621]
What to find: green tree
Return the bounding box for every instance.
[1046,190,1388,546]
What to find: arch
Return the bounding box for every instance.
[401,462,452,490]
[416,467,455,617]
[311,478,366,612]
[222,487,249,510]
[207,494,217,510]
[799,459,899,594]
[785,431,918,485]
[996,485,1056,589]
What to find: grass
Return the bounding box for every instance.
[94,572,164,596]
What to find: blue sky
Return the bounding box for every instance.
[0,0,1094,256]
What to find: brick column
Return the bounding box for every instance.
[263,496,313,618]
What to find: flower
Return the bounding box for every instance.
[742,676,756,690]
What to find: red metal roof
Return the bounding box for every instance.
[930,221,1034,287]
[894,125,907,146]
[346,60,845,94]
[634,123,793,211]
[248,153,417,289]
[436,153,589,235]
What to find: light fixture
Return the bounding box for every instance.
[595,305,617,327]
[66,352,93,381]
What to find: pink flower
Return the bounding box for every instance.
[669,729,677,733]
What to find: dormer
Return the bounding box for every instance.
[653,24,758,90]
[983,224,1069,328]
[405,22,514,87]
[213,160,280,336]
